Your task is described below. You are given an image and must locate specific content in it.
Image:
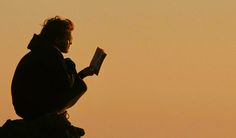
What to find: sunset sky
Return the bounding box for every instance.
[1,0,236,137]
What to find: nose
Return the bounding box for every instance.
[68,40,72,45]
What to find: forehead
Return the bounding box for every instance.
[66,31,73,39]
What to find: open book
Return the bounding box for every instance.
[90,47,107,75]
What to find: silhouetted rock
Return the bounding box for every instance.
[0,118,85,138]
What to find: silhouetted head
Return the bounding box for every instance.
[39,16,74,53]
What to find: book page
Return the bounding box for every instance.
[90,47,107,75]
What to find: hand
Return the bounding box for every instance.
[78,66,94,79]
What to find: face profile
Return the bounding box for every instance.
[38,16,74,53]
[55,36,72,53]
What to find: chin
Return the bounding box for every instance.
[62,48,69,53]
[62,50,69,53]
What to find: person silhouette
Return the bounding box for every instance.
[10,16,94,137]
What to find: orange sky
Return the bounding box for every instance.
[1,0,236,137]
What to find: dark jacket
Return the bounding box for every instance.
[11,34,87,119]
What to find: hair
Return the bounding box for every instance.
[39,16,74,44]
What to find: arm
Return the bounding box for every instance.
[59,59,96,110]
[42,49,88,112]
[78,66,95,79]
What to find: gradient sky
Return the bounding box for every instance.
[1,0,236,137]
